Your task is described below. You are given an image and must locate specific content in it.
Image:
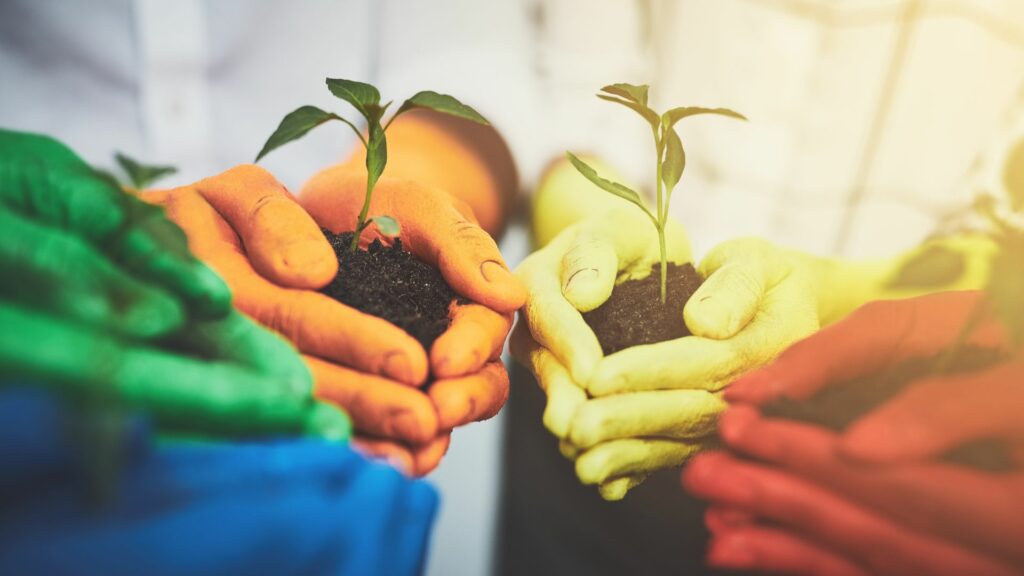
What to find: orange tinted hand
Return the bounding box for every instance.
[155,166,429,385]
[353,434,452,477]
[300,167,525,314]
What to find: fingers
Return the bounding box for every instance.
[308,355,439,445]
[165,189,429,385]
[352,434,451,477]
[685,262,765,340]
[520,261,605,383]
[575,438,701,487]
[431,303,511,378]
[719,405,1024,565]
[0,208,184,339]
[108,203,232,318]
[510,322,587,439]
[706,525,870,576]
[299,169,525,312]
[683,452,1018,576]
[568,389,725,449]
[0,303,326,438]
[353,437,416,475]
[559,234,619,312]
[428,361,509,430]
[704,506,754,535]
[726,291,1001,405]
[588,264,817,397]
[597,474,648,501]
[587,336,739,396]
[0,136,231,318]
[558,209,693,313]
[194,165,338,289]
[840,359,1024,463]
[411,433,451,476]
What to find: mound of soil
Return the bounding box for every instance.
[583,263,704,355]
[762,347,1012,471]
[320,230,455,352]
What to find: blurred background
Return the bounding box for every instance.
[2,1,1023,574]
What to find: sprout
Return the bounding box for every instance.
[256,78,489,251]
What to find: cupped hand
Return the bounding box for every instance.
[513,208,821,498]
[155,164,515,474]
[725,291,1019,464]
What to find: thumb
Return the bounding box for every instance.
[841,360,1024,463]
[195,165,337,289]
[685,262,765,340]
[560,233,618,312]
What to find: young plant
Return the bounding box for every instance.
[114,152,178,189]
[566,83,746,303]
[256,78,489,251]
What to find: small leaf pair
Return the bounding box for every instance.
[256,79,489,251]
[568,83,747,303]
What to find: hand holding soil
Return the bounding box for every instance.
[514,208,822,498]
[682,292,1024,574]
[155,165,518,475]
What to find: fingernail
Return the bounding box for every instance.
[563,267,598,294]
[382,350,412,382]
[481,260,514,285]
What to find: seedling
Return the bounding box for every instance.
[567,83,746,303]
[114,152,177,189]
[256,78,489,251]
[95,152,177,190]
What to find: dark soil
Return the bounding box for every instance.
[320,231,455,352]
[583,263,704,355]
[762,347,1012,471]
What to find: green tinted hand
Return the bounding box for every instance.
[0,128,230,318]
[0,303,351,441]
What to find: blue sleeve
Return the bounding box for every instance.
[0,388,439,576]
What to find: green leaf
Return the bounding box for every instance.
[565,152,650,215]
[372,215,401,236]
[661,125,686,194]
[662,106,748,129]
[596,95,660,131]
[887,244,967,290]
[255,106,340,162]
[114,152,177,189]
[1002,137,1024,212]
[394,91,489,125]
[600,83,649,106]
[326,78,382,119]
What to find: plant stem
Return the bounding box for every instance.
[653,127,667,304]
[349,178,374,251]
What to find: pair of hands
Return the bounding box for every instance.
[0,129,350,440]
[683,291,1024,575]
[513,205,822,499]
[154,163,523,475]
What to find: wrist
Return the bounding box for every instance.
[798,234,998,325]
